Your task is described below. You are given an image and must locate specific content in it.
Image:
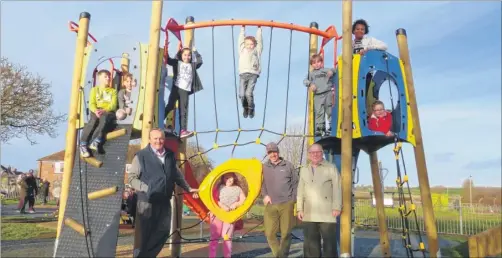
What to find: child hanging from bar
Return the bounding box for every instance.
[238,25,263,119]
[164,42,203,139]
[80,69,118,158]
[209,172,246,258]
[116,72,136,120]
[368,100,394,136]
[303,54,336,136]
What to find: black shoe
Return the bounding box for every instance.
[243,108,249,118]
[248,109,255,119]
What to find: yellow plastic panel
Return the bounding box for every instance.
[133,43,149,130]
[335,54,362,139]
[198,158,263,224]
[399,60,416,146]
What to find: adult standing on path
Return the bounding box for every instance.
[261,142,299,258]
[296,143,342,257]
[128,129,199,258]
[25,170,38,213]
[41,179,50,205]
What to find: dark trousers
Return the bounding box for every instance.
[303,222,338,258]
[134,199,172,258]
[80,111,115,144]
[165,86,189,131]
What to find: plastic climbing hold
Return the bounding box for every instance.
[198,158,263,224]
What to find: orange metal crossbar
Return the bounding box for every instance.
[166,19,338,39]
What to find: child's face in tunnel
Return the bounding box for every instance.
[373,104,386,117]
[224,174,235,186]
[181,50,191,63]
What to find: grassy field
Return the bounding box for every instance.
[1,198,57,206]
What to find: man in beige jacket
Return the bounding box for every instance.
[297,143,342,257]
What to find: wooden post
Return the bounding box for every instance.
[56,11,90,240]
[369,152,391,257]
[396,28,440,257]
[340,0,353,256]
[121,53,130,74]
[307,22,318,146]
[140,0,163,147]
[134,0,163,254]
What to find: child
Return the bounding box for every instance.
[368,100,394,136]
[80,69,118,158]
[238,26,263,118]
[352,19,388,55]
[209,172,246,258]
[116,73,135,120]
[303,54,336,136]
[164,46,203,139]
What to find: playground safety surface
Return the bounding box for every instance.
[1,227,460,257]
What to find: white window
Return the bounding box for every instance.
[54,162,64,174]
[125,164,132,173]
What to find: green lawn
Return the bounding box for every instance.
[1,198,57,206]
[1,222,56,241]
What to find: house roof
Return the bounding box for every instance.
[0,165,24,176]
[37,145,141,163]
[37,150,65,162]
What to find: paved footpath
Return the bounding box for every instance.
[1,227,459,257]
[1,205,459,257]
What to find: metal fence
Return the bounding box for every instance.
[354,199,502,236]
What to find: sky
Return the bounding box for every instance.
[1,1,501,188]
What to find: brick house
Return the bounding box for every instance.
[37,145,141,196]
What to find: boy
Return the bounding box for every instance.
[116,73,135,120]
[238,26,263,118]
[352,19,387,55]
[368,100,394,136]
[303,54,336,136]
[80,69,118,158]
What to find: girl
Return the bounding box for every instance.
[116,73,135,120]
[164,46,203,139]
[352,19,388,55]
[209,172,246,258]
[368,100,394,136]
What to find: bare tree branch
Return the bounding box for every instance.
[276,123,309,167]
[1,57,66,144]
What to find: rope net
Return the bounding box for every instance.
[165,23,336,168]
[159,23,337,249]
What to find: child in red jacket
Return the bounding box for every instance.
[368,100,394,136]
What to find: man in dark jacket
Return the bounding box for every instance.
[25,170,38,213]
[128,128,199,258]
[261,142,299,257]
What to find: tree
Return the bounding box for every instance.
[461,178,475,204]
[0,57,66,144]
[275,123,309,167]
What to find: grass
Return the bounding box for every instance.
[1,198,57,206]
[1,222,56,241]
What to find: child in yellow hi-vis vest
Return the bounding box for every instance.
[80,69,118,158]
